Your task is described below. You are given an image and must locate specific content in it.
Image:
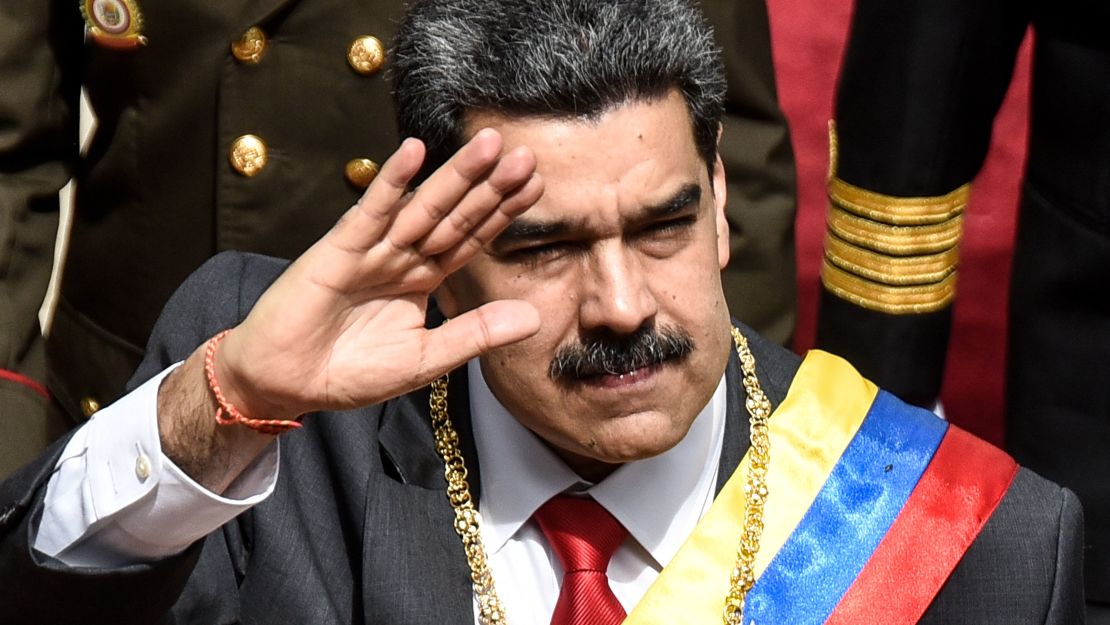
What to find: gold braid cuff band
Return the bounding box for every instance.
[827,176,969,226]
[822,262,957,314]
[825,205,964,256]
[823,234,959,286]
[822,174,968,314]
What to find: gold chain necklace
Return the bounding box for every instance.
[429,326,772,625]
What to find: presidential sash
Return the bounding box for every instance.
[625,350,1017,625]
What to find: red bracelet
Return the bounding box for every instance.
[204,330,303,435]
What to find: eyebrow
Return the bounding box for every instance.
[641,183,701,222]
[490,183,703,253]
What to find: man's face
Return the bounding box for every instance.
[437,90,733,480]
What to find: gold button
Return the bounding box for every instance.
[80,397,101,418]
[344,158,380,189]
[229,134,268,177]
[231,26,268,64]
[135,454,152,482]
[347,35,385,75]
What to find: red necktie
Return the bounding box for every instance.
[533,495,629,625]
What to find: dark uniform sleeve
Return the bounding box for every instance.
[0,0,84,477]
[704,0,798,348]
[816,0,1029,406]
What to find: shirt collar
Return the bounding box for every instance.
[469,359,727,568]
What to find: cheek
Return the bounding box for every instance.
[441,262,555,317]
[479,263,583,328]
[477,323,569,428]
[655,235,725,292]
[478,281,579,371]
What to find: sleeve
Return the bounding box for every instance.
[0,0,83,425]
[815,0,1031,406]
[704,0,798,348]
[34,364,278,568]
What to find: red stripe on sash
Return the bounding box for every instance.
[824,426,1018,625]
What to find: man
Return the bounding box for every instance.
[0,1,1082,623]
[815,0,1110,615]
[0,0,795,479]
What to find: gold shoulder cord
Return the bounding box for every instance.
[429,326,772,625]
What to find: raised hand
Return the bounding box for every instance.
[213,129,544,422]
[158,130,543,489]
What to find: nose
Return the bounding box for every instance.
[578,243,658,335]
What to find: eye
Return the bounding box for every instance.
[501,241,581,266]
[639,215,698,238]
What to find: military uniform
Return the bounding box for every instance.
[0,0,796,477]
[816,0,1110,603]
[0,0,82,478]
[706,0,798,349]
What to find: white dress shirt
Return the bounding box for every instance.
[470,359,727,623]
[35,359,728,624]
[35,364,279,567]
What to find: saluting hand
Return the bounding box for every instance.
[162,130,542,489]
[211,129,544,423]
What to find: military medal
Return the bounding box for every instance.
[81,0,146,49]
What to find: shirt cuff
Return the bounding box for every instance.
[35,363,280,567]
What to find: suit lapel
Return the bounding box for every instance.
[362,368,478,623]
[716,348,751,494]
[716,322,800,494]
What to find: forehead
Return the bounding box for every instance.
[464,91,706,223]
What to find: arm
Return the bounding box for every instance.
[0,130,543,623]
[816,0,1030,406]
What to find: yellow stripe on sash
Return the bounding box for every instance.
[624,351,877,624]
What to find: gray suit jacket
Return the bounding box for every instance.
[0,253,1084,624]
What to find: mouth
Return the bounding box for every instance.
[578,362,665,389]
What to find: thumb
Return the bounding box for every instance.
[419,300,541,378]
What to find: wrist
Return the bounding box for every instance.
[158,347,274,492]
[208,329,304,433]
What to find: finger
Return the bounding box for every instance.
[434,171,545,273]
[416,146,538,256]
[416,300,541,380]
[387,128,505,248]
[327,138,426,252]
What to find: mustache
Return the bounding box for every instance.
[548,325,695,382]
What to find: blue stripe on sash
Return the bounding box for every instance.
[742,391,949,625]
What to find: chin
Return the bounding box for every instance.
[588,410,693,461]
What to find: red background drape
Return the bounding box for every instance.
[768,0,1033,444]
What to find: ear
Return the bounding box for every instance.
[712,150,730,270]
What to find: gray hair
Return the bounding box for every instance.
[390,0,726,181]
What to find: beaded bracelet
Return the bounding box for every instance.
[204,330,303,435]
